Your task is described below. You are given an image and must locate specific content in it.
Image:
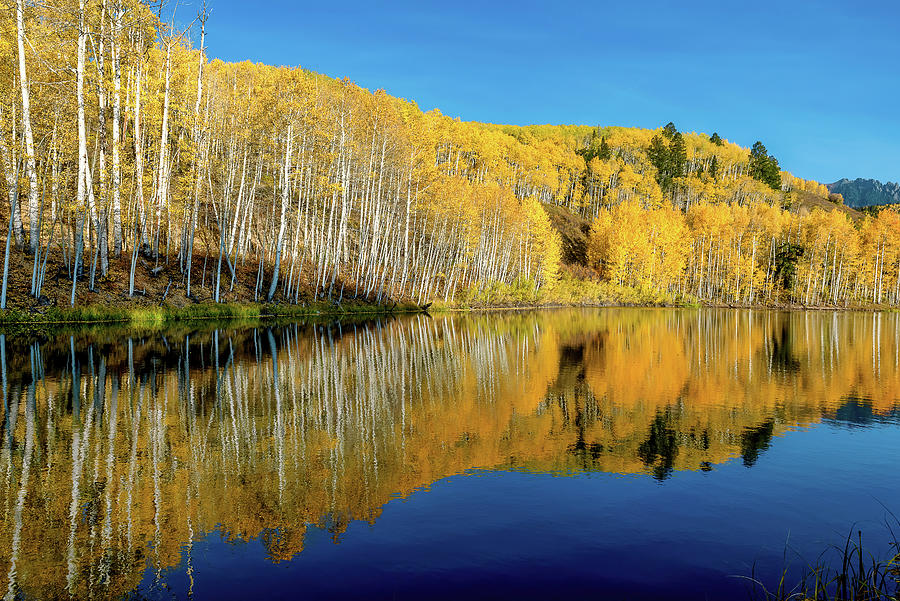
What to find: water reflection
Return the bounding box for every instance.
[0,309,898,599]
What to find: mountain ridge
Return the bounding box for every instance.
[826,178,900,208]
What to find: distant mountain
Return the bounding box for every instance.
[826,178,900,208]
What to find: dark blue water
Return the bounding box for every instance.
[129,423,899,601]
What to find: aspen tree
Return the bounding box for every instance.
[72,0,89,307]
[186,7,207,298]
[111,0,124,255]
[153,33,173,261]
[130,30,146,296]
[0,104,18,308]
[0,103,22,248]
[94,0,110,277]
[267,125,292,301]
[15,0,39,252]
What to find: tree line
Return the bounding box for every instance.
[587,199,900,306]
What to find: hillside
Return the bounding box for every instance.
[1,1,899,316]
[792,189,864,222]
[827,178,900,208]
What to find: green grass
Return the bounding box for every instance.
[0,300,423,328]
[745,524,900,601]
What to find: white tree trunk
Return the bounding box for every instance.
[111,2,123,255]
[16,0,39,251]
[267,126,293,301]
[71,0,88,306]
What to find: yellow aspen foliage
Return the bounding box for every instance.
[0,1,893,308]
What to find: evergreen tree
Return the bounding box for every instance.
[669,132,687,178]
[710,132,723,146]
[749,141,769,179]
[598,137,611,161]
[749,141,782,190]
[648,135,670,183]
[763,155,781,190]
[709,155,719,180]
[662,122,678,140]
[578,130,610,163]
[773,242,804,293]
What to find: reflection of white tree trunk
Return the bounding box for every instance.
[99,374,118,585]
[268,331,285,501]
[66,402,94,595]
[0,335,12,488]
[125,374,143,552]
[3,349,35,601]
[151,383,167,586]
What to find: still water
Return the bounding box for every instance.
[1,309,898,600]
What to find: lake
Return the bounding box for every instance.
[1,309,898,600]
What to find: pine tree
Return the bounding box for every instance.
[710,132,723,146]
[749,142,781,191]
[648,135,670,184]
[662,122,678,140]
[598,137,611,161]
[669,132,687,178]
[763,155,781,190]
[749,141,769,179]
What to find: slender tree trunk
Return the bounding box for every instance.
[16,0,39,252]
[153,39,172,260]
[0,194,14,309]
[72,0,88,307]
[111,3,123,255]
[267,126,292,301]
[134,35,147,249]
[186,14,206,298]
[0,102,22,249]
[95,0,109,276]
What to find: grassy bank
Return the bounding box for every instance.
[0,299,423,328]
[740,513,900,601]
[0,288,887,332]
[746,525,900,601]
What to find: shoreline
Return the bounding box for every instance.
[0,298,894,331]
[0,300,424,332]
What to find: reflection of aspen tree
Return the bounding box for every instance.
[3,347,35,601]
[0,313,898,598]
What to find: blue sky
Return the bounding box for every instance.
[194,0,899,184]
